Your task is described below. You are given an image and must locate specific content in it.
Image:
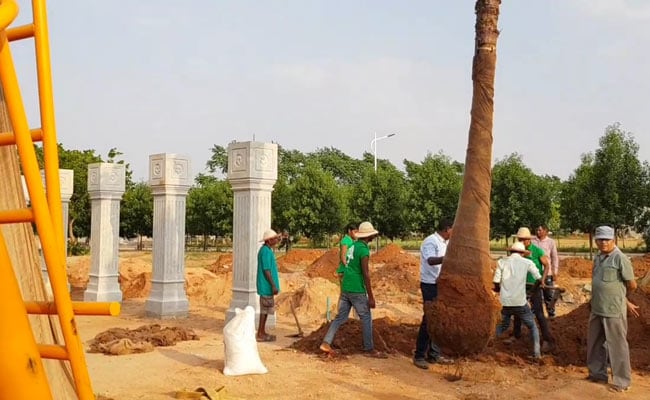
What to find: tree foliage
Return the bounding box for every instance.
[119,182,153,250]
[186,177,233,250]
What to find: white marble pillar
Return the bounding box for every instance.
[84,163,125,302]
[145,153,191,318]
[226,141,278,324]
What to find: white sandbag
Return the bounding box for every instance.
[223,306,268,376]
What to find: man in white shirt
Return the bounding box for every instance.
[493,241,543,359]
[413,218,454,370]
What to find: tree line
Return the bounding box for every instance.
[39,122,650,251]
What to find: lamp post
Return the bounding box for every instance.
[370,133,396,172]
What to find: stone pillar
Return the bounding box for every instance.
[226,141,278,324]
[84,163,125,302]
[145,153,191,318]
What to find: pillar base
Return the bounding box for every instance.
[145,281,189,318]
[84,274,123,302]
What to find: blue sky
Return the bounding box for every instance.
[10,0,650,181]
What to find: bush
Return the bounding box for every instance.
[68,241,90,256]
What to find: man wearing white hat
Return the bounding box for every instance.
[587,225,637,393]
[256,229,281,342]
[320,221,388,358]
[493,241,543,359]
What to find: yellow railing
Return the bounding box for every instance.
[0,1,119,399]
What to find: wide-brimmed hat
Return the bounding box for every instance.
[355,221,379,238]
[594,226,614,240]
[509,242,527,253]
[260,229,280,242]
[515,227,532,239]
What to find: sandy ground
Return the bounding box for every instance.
[66,248,650,400]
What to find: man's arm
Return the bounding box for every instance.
[539,254,551,284]
[361,256,375,308]
[264,269,278,295]
[551,241,560,276]
[492,261,502,292]
[340,244,349,265]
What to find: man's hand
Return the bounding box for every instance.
[368,296,376,309]
[627,300,640,318]
[272,286,279,295]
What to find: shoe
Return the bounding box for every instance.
[548,314,556,320]
[541,341,556,353]
[319,342,334,354]
[427,355,454,365]
[413,358,429,370]
[364,350,388,359]
[608,385,630,393]
[503,337,515,345]
[585,375,608,384]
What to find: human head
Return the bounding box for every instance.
[355,221,379,242]
[437,217,454,240]
[594,225,615,254]
[261,229,280,247]
[535,224,549,239]
[516,227,532,247]
[345,222,358,239]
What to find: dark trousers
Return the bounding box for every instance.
[514,286,553,343]
[543,276,560,317]
[414,282,442,360]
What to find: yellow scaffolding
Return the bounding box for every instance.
[0,1,119,399]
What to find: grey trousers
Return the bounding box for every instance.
[586,313,631,388]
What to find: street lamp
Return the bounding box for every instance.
[370,132,396,172]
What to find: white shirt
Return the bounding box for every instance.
[493,253,541,307]
[420,232,447,284]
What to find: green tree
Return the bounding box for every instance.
[186,178,233,251]
[404,152,462,234]
[119,182,153,250]
[490,153,554,243]
[206,144,228,174]
[283,162,346,245]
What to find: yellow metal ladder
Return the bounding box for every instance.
[0,1,118,399]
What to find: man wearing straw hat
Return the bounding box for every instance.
[320,221,388,358]
[256,229,281,342]
[493,241,543,359]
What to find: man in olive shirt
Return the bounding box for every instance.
[320,221,387,358]
[586,226,637,393]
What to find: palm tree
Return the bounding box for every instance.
[427,0,502,355]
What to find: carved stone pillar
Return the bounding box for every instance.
[226,141,278,324]
[84,163,125,302]
[145,153,191,318]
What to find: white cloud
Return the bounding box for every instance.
[573,0,650,21]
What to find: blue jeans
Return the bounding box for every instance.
[414,282,442,360]
[513,286,553,343]
[323,292,374,351]
[497,305,540,357]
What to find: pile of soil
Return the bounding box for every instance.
[631,254,650,277]
[371,243,406,264]
[278,249,325,273]
[207,253,233,275]
[87,324,199,356]
[372,253,420,294]
[305,248,340,282]
[291,317,419,356]
[275,277,339,323]
[561,257,593,278]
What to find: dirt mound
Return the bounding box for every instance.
[561,257,593,278]
[371,243,405,264]
[291,317,419,356]
[305,248,340,282]
[372,254,420,294]
[631,254,650,277]
[207,253,233,275]
[87,324,199,355]
[185,268,232,307]
[276,277,339,323]
[278,249,326,273]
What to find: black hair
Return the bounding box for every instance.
[437,217,454,232]
[345,222,358,232]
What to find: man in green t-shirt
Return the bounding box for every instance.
[335,223,358,283]
[320,221,387,359]
[511,227,555,352]
[256,229,281,342]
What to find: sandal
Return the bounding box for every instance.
[364,350,388,359]
[256,334,276,342]
[608,385,630,393]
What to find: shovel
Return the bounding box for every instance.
[287,299,304,338]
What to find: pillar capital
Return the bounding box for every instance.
[149,153,192,188]
[227,141,278,183]
[88,163,126,195]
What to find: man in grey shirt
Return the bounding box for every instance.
[586,226,637,393]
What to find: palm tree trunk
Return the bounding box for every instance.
[427,0,502,355]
